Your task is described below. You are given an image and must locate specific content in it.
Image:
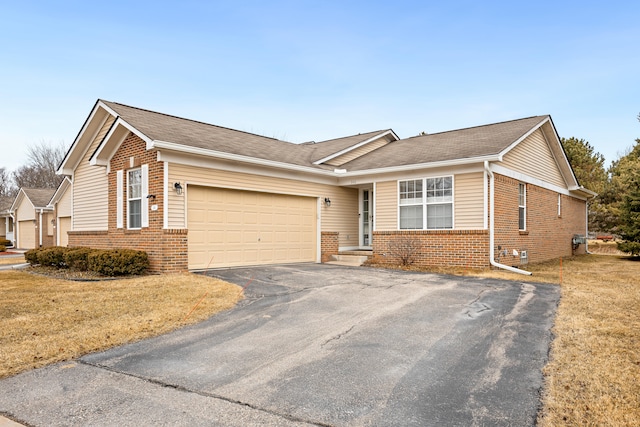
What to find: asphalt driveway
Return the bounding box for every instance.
[0,264,559,426]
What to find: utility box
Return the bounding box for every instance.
[572,234,586,245]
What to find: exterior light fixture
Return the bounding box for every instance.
[174,182,183,195]
[324,197,331,207]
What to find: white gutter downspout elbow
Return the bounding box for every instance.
[485,161,532,276]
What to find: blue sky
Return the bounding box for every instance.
[1,0,638,172]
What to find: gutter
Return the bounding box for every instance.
[484,161,532,276]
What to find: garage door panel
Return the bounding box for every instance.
[188,186,317,269]
[18,221,36,249]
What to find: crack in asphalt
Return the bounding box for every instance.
[78,360,332,427]
[321,324,356,347]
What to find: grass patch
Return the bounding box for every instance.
[0,255,25,266]
[372,255,640,425]
[0,271,242,379]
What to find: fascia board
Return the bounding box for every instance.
[152,140,337,177]
[542,118,580,187]
[90,119,137,166]
[9,190,26,213]
[497,116,549,159]
[337,155,501,178]
[48,177,72,207]
[57,103,110,175]
[313,130,399,165]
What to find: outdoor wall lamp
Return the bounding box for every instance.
[174,182,183,195]
[324,197,331,207]
[146,194,156,199]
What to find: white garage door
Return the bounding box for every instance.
[18,220,36,249]
[58,216,71,247]
[188,186,317,269]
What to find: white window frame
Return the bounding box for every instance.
[518,183,526,231]
[398,176,454,230]
[127,168,142,229]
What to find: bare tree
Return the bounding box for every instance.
[12,140,67,189]
[0,167,17,199]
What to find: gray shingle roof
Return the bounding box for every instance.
[22,188,56,208]
[100,100,549,172]
[339,116,550,170]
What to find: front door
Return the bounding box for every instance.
[361,189,372,248]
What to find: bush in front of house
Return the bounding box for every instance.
[25,248,43,265]
[63,247,96,271]
[0,245,5,252]
[87,249,149,276]
[37,246,69,268]
[0,239,10,247]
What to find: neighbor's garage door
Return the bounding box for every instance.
[187,186,317,269]
[58,216,71,247]
[18,220,36,249]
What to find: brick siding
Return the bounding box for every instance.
[321,231,339,262]
[68,134,188,273]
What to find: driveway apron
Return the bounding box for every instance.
[0,264,560,426]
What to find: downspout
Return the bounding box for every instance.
[484,161,532,276]
[39,209,43,247]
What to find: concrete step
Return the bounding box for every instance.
[328,254,370,266]
[338,250,373,256]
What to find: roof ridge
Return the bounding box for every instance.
[405,115,549,140]
[314,129,392,144]
[100,99,287,143]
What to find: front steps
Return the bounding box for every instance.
[325,250,372,267]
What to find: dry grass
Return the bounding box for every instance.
[0,271,242,379]
[0,255,25,265]
[532,256,640,427]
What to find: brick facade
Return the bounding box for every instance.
[493,173,586,266]
[371,173,587,270]
[373,230,489,268]
[321,231,339,262]
[67,134,188,273]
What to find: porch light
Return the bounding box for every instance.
[324,197,331,207]
[174,182,183,195]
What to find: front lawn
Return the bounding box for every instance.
[0,271,242,378]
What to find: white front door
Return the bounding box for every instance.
[361,189,372,248]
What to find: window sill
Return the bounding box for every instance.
[519,230,529,235]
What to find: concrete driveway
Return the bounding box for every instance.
[0,264,559,426]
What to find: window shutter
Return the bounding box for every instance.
[141,164,149,228]
[116,170,123,228]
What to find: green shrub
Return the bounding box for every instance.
[88,249,149,276]
[0,239,10,247]
[63,247,95,271]
[25,248,43,265]
[37,246,69,268]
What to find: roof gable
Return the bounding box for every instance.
[10,188,56,212]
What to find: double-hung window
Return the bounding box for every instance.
[128,168,142,229]
[399,176,453,229]
[518,183,526,230]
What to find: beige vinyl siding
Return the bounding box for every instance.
[58,216,71,246]
[374,174,485,231]
[325,138,392,166]
[15,197,35,221]
[57,185,72,217]
[72,116,114,231]
[375,180,397,231]
[168,163,358,249]
[454,172,485,229]
[501,129,566,188]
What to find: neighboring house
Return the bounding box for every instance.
[58,99,596,273]
[49,177,73,247]
[0,196,14,246]
[11,188,56,250]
